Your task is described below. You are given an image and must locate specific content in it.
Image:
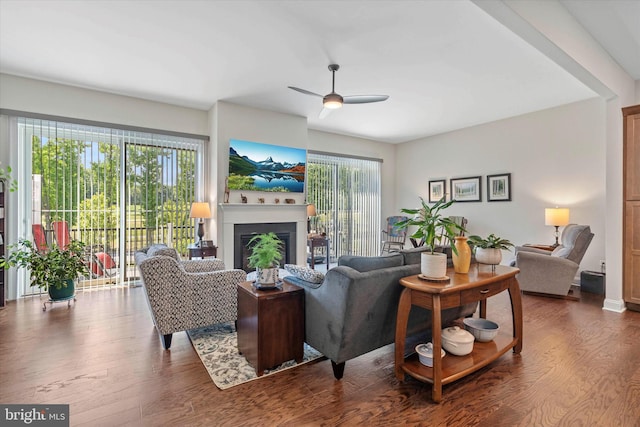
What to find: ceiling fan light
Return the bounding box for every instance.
[323,93,343,109]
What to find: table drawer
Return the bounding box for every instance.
[460,280,510,304]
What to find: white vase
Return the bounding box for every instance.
[255,267,279,285]
[476,248,502,265]
[421,252,448,279]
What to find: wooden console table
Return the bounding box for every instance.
[395,265,523,402]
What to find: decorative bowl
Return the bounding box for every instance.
[415,343,445,367]
[463,317,500,342]
[441,326,474,356]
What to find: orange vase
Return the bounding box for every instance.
[452,236,471,274]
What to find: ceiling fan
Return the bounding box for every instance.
[288,64,389,117]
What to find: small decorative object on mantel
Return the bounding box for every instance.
[258,198,265,204]
[285,198,295,204]
[274,198,280,204]
[224,177,230,203]
[241,194,248,204]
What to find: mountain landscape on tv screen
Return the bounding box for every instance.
[228,142,306,193]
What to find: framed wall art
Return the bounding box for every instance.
[487,173,511,202]
[228,139,306,193]
[428,179,446,203]
[450,176,481,202]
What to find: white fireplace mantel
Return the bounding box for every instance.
[218,203,308,269]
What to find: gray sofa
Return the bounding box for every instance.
[283,247,478,379]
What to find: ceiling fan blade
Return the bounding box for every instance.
[319,107,333,119]
[343,95,389,104]
[288,86,323,98]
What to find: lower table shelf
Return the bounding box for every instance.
[400,333,516,385]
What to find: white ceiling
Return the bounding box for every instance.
[0,1,637,144]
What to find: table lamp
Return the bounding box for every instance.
[190,202,212,246]
[545,207,569,247]
[307,204,316,233]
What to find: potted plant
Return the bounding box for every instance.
[467,233,514,266]
[396,197,464,279]
[246,232,284,286]
[0,238,88,305]
[0,164,18,192]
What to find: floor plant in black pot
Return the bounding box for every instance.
[0,238,88,310]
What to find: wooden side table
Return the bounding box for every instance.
[236,281,304,376]
[395,265,523,403]
[307,237,329,270]
[522,244,555,252]
[187,244,217,260]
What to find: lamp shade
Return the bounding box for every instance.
[190,202,211,219]
[323,93,343,109]
[545,208,569,226]
[307,204,317,217]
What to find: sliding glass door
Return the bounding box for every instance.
[14,117,204,296]
[307,152,381,259]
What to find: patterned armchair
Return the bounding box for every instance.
[135,244,246,349]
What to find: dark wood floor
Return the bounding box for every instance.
[1,287,638,426]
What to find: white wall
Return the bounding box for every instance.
[0,74,209,135]
[396,98,606,272]
[211,101,310,265]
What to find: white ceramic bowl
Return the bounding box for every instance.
[415,343,445,367]
[441,326,475,356]
[463,318,500,342]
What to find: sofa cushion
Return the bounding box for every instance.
[147,244,179,260]
[400,246,430,265]
[338,253,403,272]
[284,264,325,284]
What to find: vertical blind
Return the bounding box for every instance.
[307,152,381,258]
[13,116,204,294]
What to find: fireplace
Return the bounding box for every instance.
[234,222,297,272]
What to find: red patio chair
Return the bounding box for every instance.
[32,224,48,252]
[52,220,70,249]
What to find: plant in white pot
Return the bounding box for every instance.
[396,197,463,280]
[467,234,514,268]
[247,232,284,287]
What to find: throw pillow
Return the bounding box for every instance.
[284,264,325,284]
[148,244,179,260]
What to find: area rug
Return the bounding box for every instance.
[187,322,324,390]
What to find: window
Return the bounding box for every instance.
[11,116,205,296]
[307,152,381,259]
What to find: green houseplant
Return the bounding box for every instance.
[246,232,284,286]
[396,197,464,279]
[0,238,88,301]
[467,233,514,266]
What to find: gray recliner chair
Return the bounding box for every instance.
[514,224,594,298]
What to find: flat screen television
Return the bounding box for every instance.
[228,139,306,193]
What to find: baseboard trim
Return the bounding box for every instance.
[602,298,626,313]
